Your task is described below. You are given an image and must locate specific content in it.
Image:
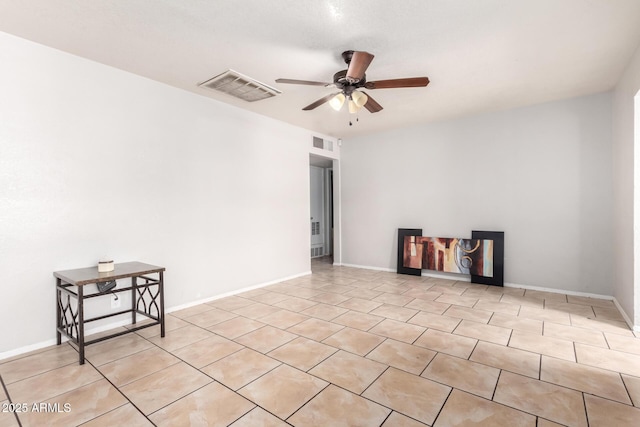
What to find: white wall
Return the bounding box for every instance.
[0,32,331,354]
[341,93,613,295]
[612,43,640,326]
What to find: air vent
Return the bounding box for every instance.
[312,136,334,151]
[198,70,281,102]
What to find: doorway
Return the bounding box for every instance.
[310,154,335,263]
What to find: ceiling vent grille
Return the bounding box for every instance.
[198,69,281,102]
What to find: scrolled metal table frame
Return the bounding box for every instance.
[54,261,165,365]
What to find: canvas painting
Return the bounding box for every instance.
[403,236,493,278]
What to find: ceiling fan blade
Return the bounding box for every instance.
[276,78,331,86]
[365,77,430,89]
[362,93,383,113]
[346,51,374,82]
[302,92,341,111]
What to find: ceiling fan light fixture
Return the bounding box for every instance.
[348,98,359,114]
[329,93,346,111]
[352,90,368,108]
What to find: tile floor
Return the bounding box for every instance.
[2,257,640,426]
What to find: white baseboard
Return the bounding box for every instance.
[340,263,395,272]
[612,298,636,331]
[0,270,312,362]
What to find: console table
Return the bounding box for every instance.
[53,261,165,364]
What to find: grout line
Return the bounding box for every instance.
[1,374,22,427]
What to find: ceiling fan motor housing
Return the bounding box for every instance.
[333,70,366,94]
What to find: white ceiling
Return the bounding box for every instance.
[1,1,640,138]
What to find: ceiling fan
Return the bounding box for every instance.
[276,50,430,114]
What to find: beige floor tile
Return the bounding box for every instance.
[259,310,309,329]
[237,288,269,298]
[570,315,634,336]
[403,288,442,300]
[566,295,615,308]
[289,384,390,427]
[135,314,190,338]
[363,367,450,425]
[0,406,19,427]
[172,335,244,368]
[231,302,283,319]
[593,305,626,321]
[320,284,355,294]
[339,298,384,313]
[344,288,384,300]
[248,291,291,305]
[422,353,500,399]
[584,394,640,427]
[434,389,536,427]
[332,311,385,331]
[544,301,596,318]
[489,313,542,334]
[207,296,254,311]
[623,375,640,407]
[206,316,265,339]
[171,304,217,319]
[309,292,351,305]
[282,287,325,299]
[0,345,77,384]
[119,362,212,415]
[381,411,429,427]
[309,350,387,394]
[605,332,640,355]
[473,300,520,316]
[435,293,479,308]
[444,305,493,323]
[7,363,102,403]
[543,322,607,347]
[518,306,571,325]
[81,403,153,427]
[148,324,214,352]
[470,341,540,378]
[369,304,418,321]
[273,297,318,312]
[149,381,255,426]
[408,311,461,332]
[500,294,544,308]
[183,307,238,328]
[540,355,631,404]
[575,343,640,377]
[373,284,408,294]
[322,327,386,356]
[373,292,415,306]
[239,364,328,419]
[405,298,450,315]
[287,318,344,341]
[201,348,280,390]
[369,319,425,344]
[537,420,566,427]
[85,333,155,366]
[300,303,349,321]
[453,319,512,345]
[493,371,587,427]
[524,289,567,303]
[430,284,465,296]
[366,339,436,375]
[99,346,180,386]
[230,407,289,427]
[509,329,576,361]
[268,337,337,371]
[18,379,127,427]
[414,329,477,359]
[234,325,297,353]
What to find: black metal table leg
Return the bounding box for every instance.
[132,276,137,326]
[56,278,62,345]
[159,271,165,337]
[78,285,85,365]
